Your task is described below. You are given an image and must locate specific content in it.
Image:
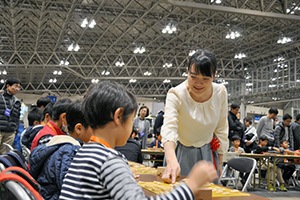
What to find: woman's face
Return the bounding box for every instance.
[187,65,214,97]
[139,108,147,119]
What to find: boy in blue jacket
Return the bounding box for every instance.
[29,100,92,200]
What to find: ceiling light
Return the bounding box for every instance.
[144,71,152,76]
[115,61,125,67]
[234,53,246,59]
[273,57,285,62]
[91,79,99,83]
[88,19,96,28]
[189,50,197,56]
[0,79,4,83]
[57,71,62,75]
[81,18,88,28]
[129,79,136,83]
[74,44,80,52]
[133,46,146,54]
[101,70,110,76]
[182,72,188,77]
[246,83,253,86]
[2,70,7,75]
[53,70,58,75]
[226,31,241,40]
[211,0,222,3]
[59,60,69,66]
[67,44,74,51]
[162,23,177,34]
[277,37,292,44]
[163,63,172,68]
[163,79,171,83]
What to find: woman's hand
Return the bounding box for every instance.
[161,159,181,184]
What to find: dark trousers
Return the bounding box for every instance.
[277,164,296,181]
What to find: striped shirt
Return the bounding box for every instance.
[59,142,194,200]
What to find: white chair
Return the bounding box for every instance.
[220,157,257,192]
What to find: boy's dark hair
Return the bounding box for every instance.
[280,139,288,145]
[36,97,51,108]
[268,107,278,115]
[42,102,54,121]
[230,104,240,110]
[66,100,88,133]
[259,135,269,142]
[138,105,149,117]
[283,113,292,121]
[296,114,300,122]
[83,81,138,129]
[188,49,217,77]
[231,135,241,142]
[244,116,252,125]
[28,107,43,126]
[5,77,21,88]
[51,98,72,121]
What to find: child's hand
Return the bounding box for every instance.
[273,147,280,153]
[185,161,218,194]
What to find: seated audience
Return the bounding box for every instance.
[277,139,296,185]
[115,127,143,164]
[149,128,164,168]
[59,81,218,200]
[36,97,52,109]
[41,102,54,125]
[31,99,71,151]
[30,100,92,200]
[254,136,286,191]
[21,107,43,150]
[229,135,245,154]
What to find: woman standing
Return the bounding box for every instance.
[133,106,150,149]
[161,50,229,183]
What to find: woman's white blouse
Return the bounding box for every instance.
[161,81,229,154]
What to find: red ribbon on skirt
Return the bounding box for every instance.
[210,137,220,170]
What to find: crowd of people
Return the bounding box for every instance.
[1,49,300,199]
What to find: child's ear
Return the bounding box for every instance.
[114,108,124,125]
[74,123,83,135]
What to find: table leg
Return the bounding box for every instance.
[267,157,270,192]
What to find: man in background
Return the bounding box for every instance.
[256,107,278,146]
[0,77,22,154]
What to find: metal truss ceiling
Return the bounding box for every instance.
[0,0,300,103]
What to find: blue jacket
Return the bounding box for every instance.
[29,135,83,200]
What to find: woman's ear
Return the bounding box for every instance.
[114,108,124,125]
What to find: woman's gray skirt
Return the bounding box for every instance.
[165,142,219,177]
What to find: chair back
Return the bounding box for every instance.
[227,157,256,173]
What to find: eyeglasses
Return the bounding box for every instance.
[11,84,21,89]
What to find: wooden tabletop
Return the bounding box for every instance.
[138,174,270,200]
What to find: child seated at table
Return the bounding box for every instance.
[115,127,143,164]
[254,136,286,191]
[59,81,218,200]
[149,128,164,168]
[277,140,296,185]
[229,135,245,154]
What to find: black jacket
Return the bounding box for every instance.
[0,90,21,132]
[290,121,300,150]
[21,125,44,149]
[228,111,243,141]
[274,122,293,149]
[115,138,143,164]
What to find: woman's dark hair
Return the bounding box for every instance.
[138,105,149,118]
[66,100,88,133]
[244,116,252,125]
[83,81,138,129]
[188,49,217,77]
[51,98,72,121]
[42,102,54,121]
[28,107,43,126]
[36,97,51,108]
